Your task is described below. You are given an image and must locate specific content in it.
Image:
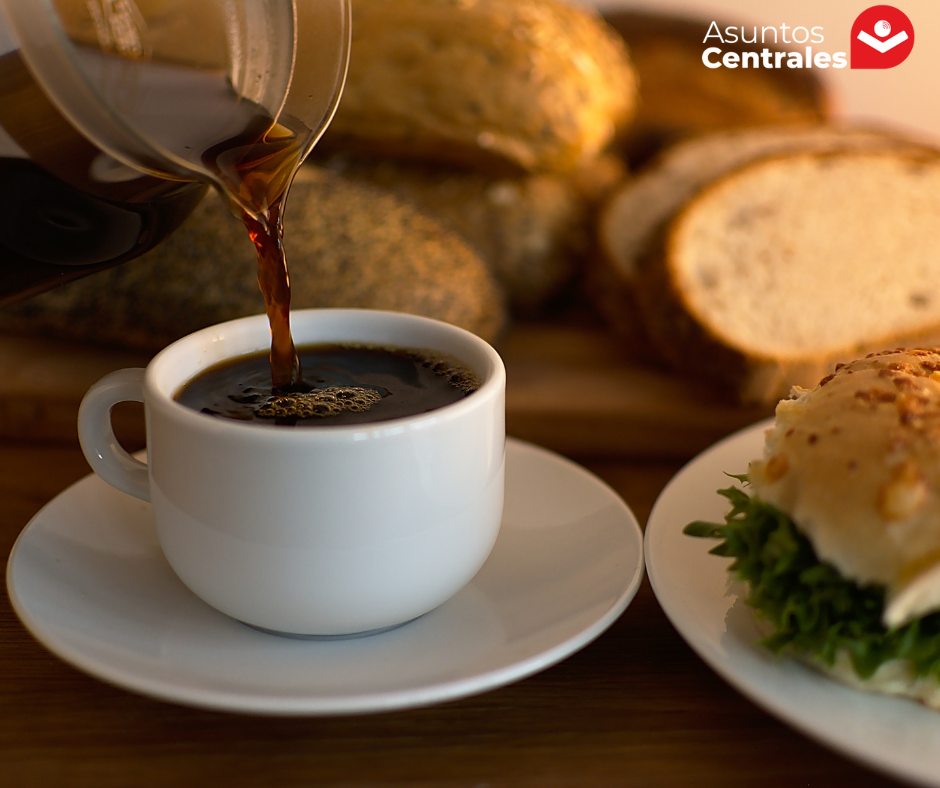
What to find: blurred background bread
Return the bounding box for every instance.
[590,125,928,347]
[603,9,830,168]
[1,0,637,345]
[312,0,637,314]
[318,0,638,175]
[320,153,626,313]
[13,0,939,415]
[0,169,506,349]
[608,144,940,403]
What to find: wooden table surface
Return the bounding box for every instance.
[0,323,912,787]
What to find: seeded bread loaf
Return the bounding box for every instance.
[321,153,626,312]
[633,148,940,403]
[0,167,506,350]
[318,0,637,175]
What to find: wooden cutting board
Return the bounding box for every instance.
[500,322,769,458]
[0,321,770,459]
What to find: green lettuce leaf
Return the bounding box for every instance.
[684,483,940,680]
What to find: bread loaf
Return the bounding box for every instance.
[602,10,829,165]
[318,0,637,175]
[0,167,506,350]
[321,154,626,312]
[634,148,940,403]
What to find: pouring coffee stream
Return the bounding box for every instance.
[0,0,350,390]
[202,116,307,390]
[241,197,302,391]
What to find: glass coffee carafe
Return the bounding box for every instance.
[0,0,350,304]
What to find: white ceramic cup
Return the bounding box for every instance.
[78,309,505,637]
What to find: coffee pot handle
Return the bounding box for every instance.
[77,368,150,502]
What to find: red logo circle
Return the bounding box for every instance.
[851,5,914,68]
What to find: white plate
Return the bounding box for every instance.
[7,437,643,715]
[646,420,940,787]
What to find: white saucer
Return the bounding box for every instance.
[7,438,643,715]
[646,421,940,787]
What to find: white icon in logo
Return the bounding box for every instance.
[858,20,909,52]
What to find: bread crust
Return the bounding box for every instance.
[592,126,925,362]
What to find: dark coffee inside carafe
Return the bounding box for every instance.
[0,44,307,390]
[0,50,206,303]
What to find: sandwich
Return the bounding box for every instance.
[686,348,940,707]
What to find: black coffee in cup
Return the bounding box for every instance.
[174,343,479,427]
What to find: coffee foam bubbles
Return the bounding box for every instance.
[257,386,382,419]
[415,353,479,395]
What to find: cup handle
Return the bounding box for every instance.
[77,368,150,502]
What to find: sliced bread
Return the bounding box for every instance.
[592,125,934,350]
[635,148,940,403]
